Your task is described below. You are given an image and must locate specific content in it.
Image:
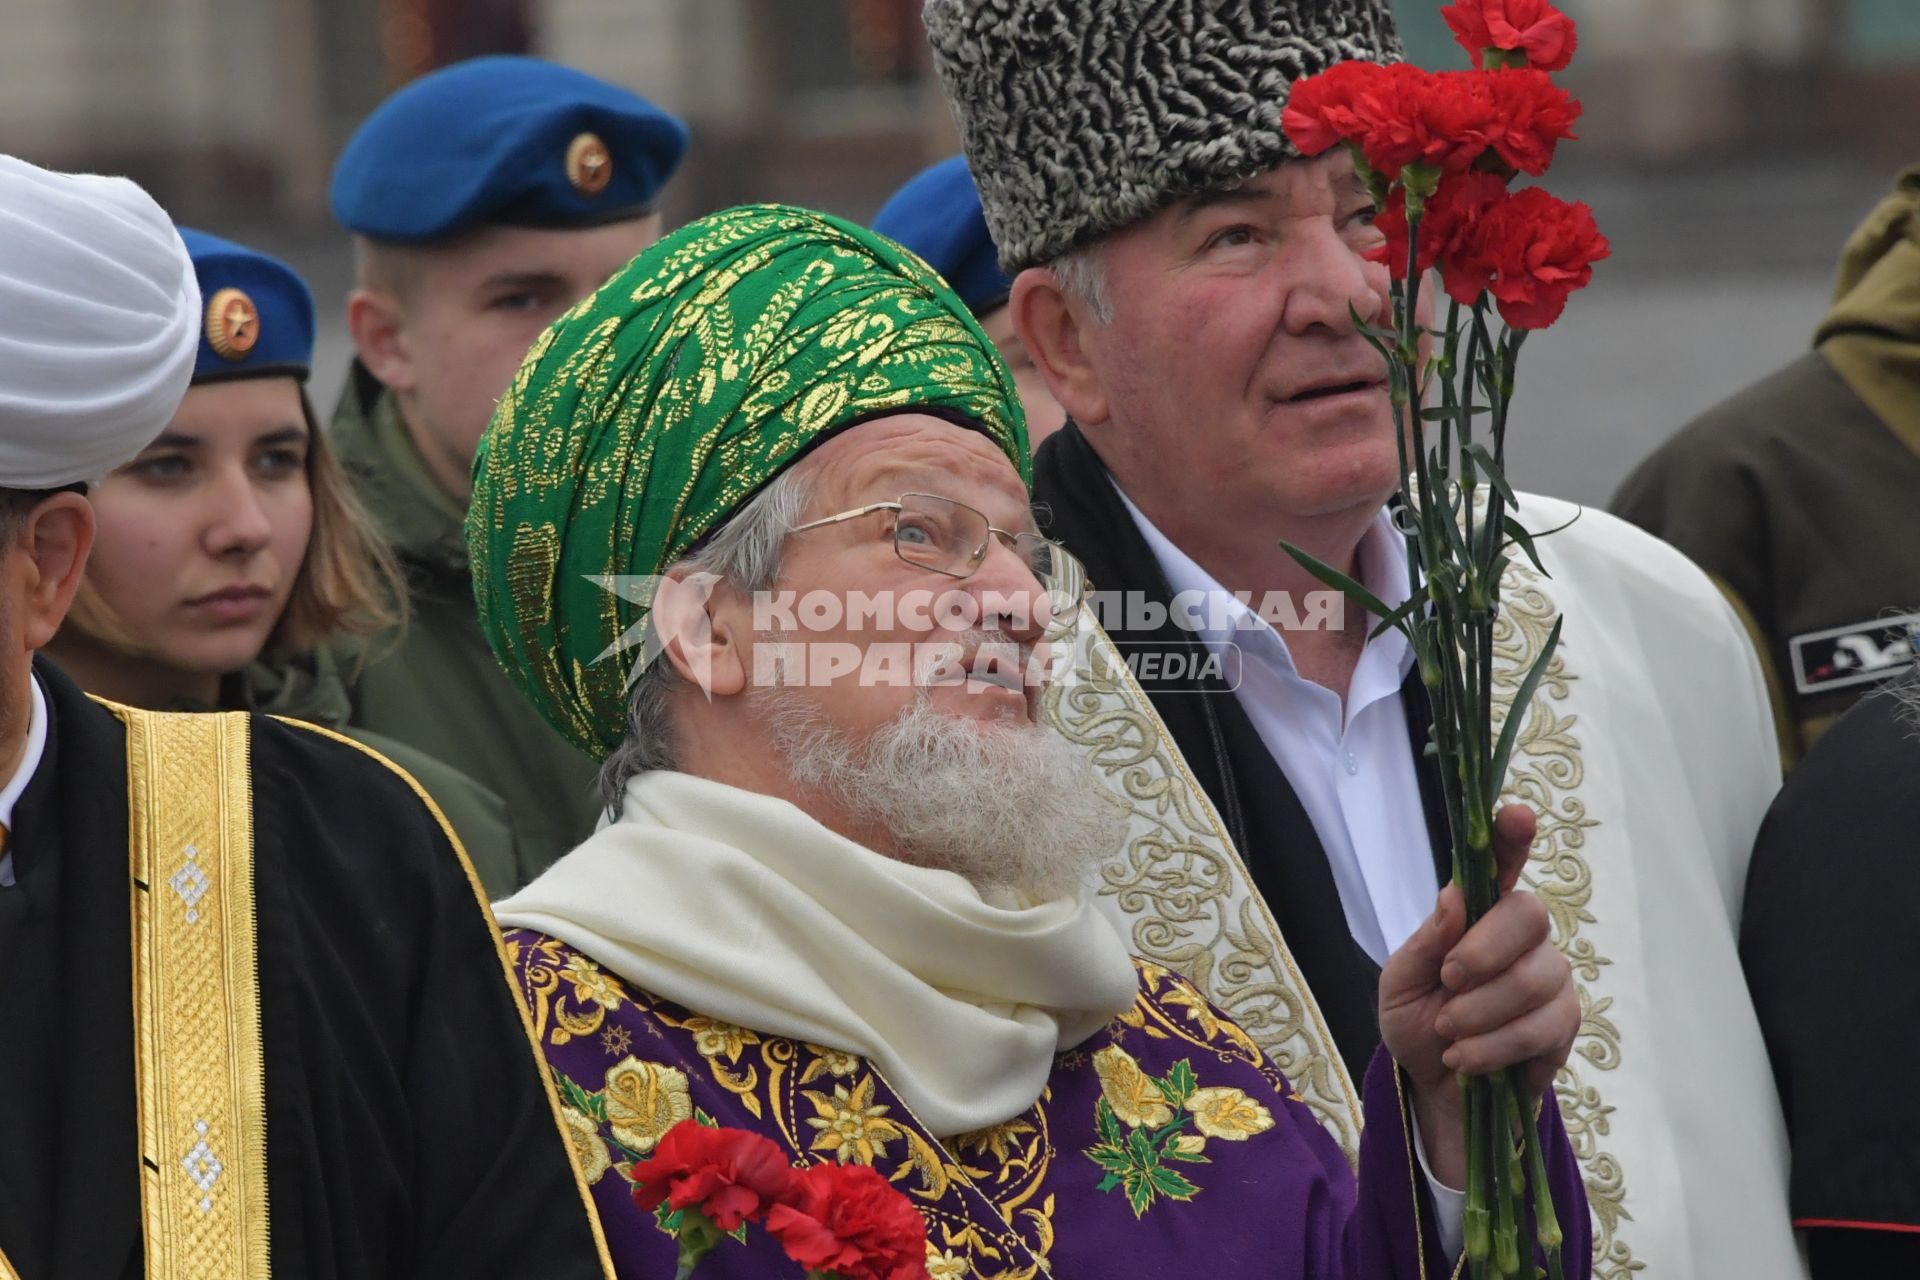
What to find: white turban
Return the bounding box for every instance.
[0,154,200,488]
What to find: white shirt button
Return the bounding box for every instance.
[1344,751,1359,776]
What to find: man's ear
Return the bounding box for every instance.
[652,568,747,700]
[1008,266,1111,429]
[18,493,94,651]
[346,288,416,395]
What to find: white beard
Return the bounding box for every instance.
[757,687,1129,902]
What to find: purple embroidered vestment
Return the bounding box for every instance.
[505,930,1590,1279]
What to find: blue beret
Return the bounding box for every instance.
[330,55,690,242]
[178,228,315,383]
[871,156,1011,317]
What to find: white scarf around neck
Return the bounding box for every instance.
[494,769,1141,1137]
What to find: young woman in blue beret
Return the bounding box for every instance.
[45,229,526,891]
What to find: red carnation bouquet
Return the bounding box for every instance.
[1280,3,1607,1279]
[632,1119,932,1280]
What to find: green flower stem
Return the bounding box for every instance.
[1386,197,1555,1280]
[1508,1066,1569,1280]
[1463,1076,1491,1276]
[672,1210,723,1280]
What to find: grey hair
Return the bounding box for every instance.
[597,467,814,811]
[1047,241,1113,325]
[1888,660,1920,732]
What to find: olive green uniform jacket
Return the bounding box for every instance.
[330,363,603,884]
[225,651,523,897]
[1612,167,1920,765]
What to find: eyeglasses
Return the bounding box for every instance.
[790,491,1084,634]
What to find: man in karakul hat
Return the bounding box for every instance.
[925,1,1800,1275]
[0,155,610,1280]
[470,202,1588,1278]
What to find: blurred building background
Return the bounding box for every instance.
[1,0,1915,502]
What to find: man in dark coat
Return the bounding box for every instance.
[0,154,608,1280]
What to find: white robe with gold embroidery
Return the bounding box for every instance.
[1051,492,1805,1280]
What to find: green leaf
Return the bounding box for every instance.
[1348,301,1397,361]
[1164,1059,1198,1106]
[1127,1126,1159,1169]
[1501,516,1548,575]
[1085,1143,1134,1175]
[1420,403,1489,423]
[1464,441,1517,507]
[1147,1165,1201,1201]
[1162,1141,1212,1165]
[556,1074,607,1125]
[1487,615,1563,796]
[1278,541,1400,625]
[1095,1097,1124,1148]
[1124,1167,1157,1218]
[1368,594,1422,641]
[1096,1171,1124,1194]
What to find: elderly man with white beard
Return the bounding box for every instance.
[466,205,1589,1279]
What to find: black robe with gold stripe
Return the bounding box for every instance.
[0,659,608,1280]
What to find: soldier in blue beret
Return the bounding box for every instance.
[327,56,690,884]
[872,155,1067,447]
[44,228,531,892]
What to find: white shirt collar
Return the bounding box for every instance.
[0,676,49,888]
[1110,479,1414,676]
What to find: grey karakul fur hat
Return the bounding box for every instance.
[924,0,1402,272]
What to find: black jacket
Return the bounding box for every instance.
[0,659,604,1280]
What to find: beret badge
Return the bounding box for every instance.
[205,287,261,361]
[566,132,614,197]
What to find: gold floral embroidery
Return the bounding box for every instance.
[517,938,1052,1279]
[804,1076,901,1165]
[684,1016,758,1064]
[562,953,625,1012]
[514,934,612,1047]
[603,1057,694,1156]
[950,1118,1038,1167]
[800,1045,860,1083]
[1184,1088,1275,1141]
[1044,621,1363,1158]
[561,1104,612,1185]
[1092,1047,1173,1129]
[926,1245,970,1279]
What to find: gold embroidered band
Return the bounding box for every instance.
[121,707,270,1280]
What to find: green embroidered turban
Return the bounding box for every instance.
[468,203,1029,760]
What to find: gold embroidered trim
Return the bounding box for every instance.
[119,706,270,1280]
[1043,617,1364,1160]
[1490,569,1639,1279]
[0,1244,20,1279]
[275,718,618,1279]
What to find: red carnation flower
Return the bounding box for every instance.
[1371,171,1512,305]
[1351,65,1498,180]
[1471,187,1610,329]
[1482,69,1581,176]
[1442,0,1579,73]
[766,1162,932,1280]
[630,1120,800,1234]
[1282,60,1391,158]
